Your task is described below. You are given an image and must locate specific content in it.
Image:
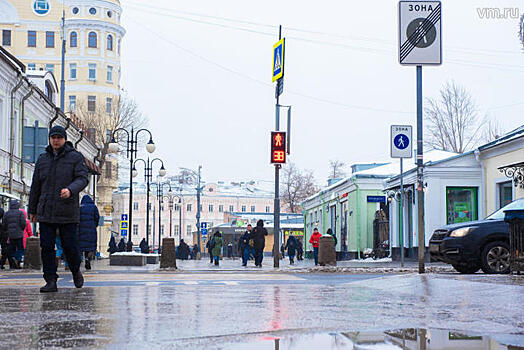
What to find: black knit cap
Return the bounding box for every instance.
[49,125,67,140]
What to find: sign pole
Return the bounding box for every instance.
[400,158,404,267]
[273,25,282,269]
[416,65,425,273]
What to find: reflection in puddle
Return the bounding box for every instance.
[220,329,524,350]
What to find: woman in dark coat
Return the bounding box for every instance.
[108,236,118,254]
[252,220,268,267]
[78,195,100,270]
[285,235,298,265]
[117,238,126,252]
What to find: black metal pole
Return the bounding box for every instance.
[179,198,182,244]
[158,185,162,251]
[128,128,134,244]
[273,25,282,268]
[196,165,202,255]
[416,65,425,274]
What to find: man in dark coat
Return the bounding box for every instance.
[108,235,118,254]
[296,239,304,261]
[139,238,149,254]
[285,235,298,265]
[78,195,100,270]
[29,125,88,292]
[2,200,26,269]
[252,220,268,267]
[117,238,126,252]
[0,207,8,269]
[239,225,252,266]
[126,239,133,252]
[179,239,189,260]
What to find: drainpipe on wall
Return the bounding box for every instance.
[352,178,361,259]
[8,75,24,194]
[49,107,60,128]
[19,87,34,205]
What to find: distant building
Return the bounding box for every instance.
[112,179,277,248]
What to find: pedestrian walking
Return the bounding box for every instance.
[252,220,268,267]
[20,208,33,254]
[139,238,149,254]
[285,235,298,265]
[0,206,11,269]
[179,239,190,260]
[326,228,337,246]
[191,244,198,259]
[117,238,126,252]
[309,228,322,266]
[206,237,213,263]
[28,125,89,292]
[78,195,100,270]
[280,243,285,259]
[2,200,27,269]
[210,231,223,266]
[126,239,133,252]
[239,225,252,266]
[296,239,304,261]
[108,235,118,255]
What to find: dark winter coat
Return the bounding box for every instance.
[28,142,89,224]
[78,195,100,252]
[297,240,304,254]
[239,230,251,249]
[326,228,337,246]
[210,233,223,257]
[108,236,118,254]
[126,240,133,252]
[252,220,268,250]
[2,201,26,240]
[285,235,298,256]
[179,241,190,260]
[0,208,5,242]
[139,239,149,254]
[117,238,126,252]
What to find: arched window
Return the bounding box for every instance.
[88,31,97,48]
[107,34,113,51]
[45,80,54,101]
[70,31,77,47]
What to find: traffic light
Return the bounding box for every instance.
[270,131,286,164]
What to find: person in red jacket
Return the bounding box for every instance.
[309,228,322,266]
[20,209,33,250]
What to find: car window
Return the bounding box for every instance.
[486,198,524,220]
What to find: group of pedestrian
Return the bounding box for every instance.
[280,237,304,264]
[236,220,268,267]
[0,200,33,269]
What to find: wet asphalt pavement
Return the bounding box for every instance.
[0,261,523,349]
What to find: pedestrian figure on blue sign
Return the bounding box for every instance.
[397,136,405,148]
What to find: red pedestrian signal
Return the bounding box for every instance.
[271,131,286,164]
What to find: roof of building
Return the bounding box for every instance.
[478,124,524,151]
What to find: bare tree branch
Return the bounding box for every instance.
[481,117,505,143]
[281,163,319,213]
[328,160,346,179]
[424,81,486,153]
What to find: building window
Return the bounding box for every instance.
[107,66,113,82]
[251,206,255,212]
[87,95,96,112]
[229,205,234,212]
[446,187,478,225]
[133,202,139,211]
[199,204,202,212]
[46,31,54,48]
[72,7,79,15]
[498,181,513,209]
[148,203,152,210]
[69,63,77,79]
[69,31,77,47]
[107,34,113,51]
[265,206,271,213]
[187,204,192,212]
[28,31,37,47]
[88,31,97,48]
[2,30,11,46]
[107,10,113,18]
[209,204,213,212]
[45,64,54,73]
[148,225,151,235]
[27,63,36,71]
[68,95,76,112]
[186,225,192,235]
[174,225,179,236]
[241,205,246,212]
[88,63,96,80]
[219,205,223,212]
[89,7,97,15]
[174,204,180,211]
[106,97,112,114]
[133,224,138,236]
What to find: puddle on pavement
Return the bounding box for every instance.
[216,329,524,350]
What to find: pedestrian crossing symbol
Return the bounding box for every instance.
[272,38,285,82]
[391,125,413,158]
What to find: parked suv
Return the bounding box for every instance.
[429,198,524,274]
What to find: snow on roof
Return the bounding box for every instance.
[478,124,524,151]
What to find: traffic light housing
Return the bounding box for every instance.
[270,131,286,164]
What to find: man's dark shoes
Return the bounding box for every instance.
[40,279,58,293]
[73,271,84,288]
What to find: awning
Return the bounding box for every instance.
[499,161,524,189]
[85,157,102,175]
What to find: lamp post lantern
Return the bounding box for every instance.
[107,128,155,243]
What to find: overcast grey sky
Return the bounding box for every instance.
[120,0,524,185]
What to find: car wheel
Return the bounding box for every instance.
[480,241,510,274]
[452,263,480,274]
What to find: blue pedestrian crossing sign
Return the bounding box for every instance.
[272,38,285,82]
[120,214,129,238]
[391,125,413,158]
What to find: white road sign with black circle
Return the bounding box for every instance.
[399,1,442,65]
[391,125,413,158]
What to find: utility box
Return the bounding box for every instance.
[504,209,524,274]
[318,236,336,266]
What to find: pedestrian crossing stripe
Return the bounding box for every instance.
[272,38,285,82]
